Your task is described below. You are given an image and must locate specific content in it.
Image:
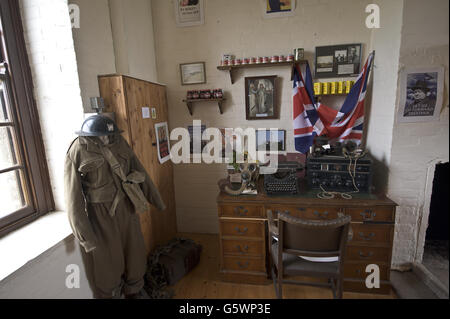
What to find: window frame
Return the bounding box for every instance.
[0,0,54,237]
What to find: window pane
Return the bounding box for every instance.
[0,169,26,218]
[0,78,11,122]
[0,126,18,170]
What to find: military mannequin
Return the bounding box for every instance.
[64,115,166,299]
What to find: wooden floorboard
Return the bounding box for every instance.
[172,233,397,299]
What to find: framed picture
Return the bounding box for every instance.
[155,122,171,164]
[263,0,296,19]
[397,66,444,123]
[315,43,362,78]
[174,0,204,27]
[256,129,286,152]
[180,62,206,85]
[245,75,278,120]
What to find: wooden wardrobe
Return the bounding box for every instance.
[98,74,177,253]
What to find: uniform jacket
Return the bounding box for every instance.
[64,135,166,252]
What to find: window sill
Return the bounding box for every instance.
[0,211,72,281]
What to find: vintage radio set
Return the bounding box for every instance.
[264,162,303,195]
[306,154,373,193]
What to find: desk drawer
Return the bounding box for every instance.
[345,246,391,263]
[222,239,264,257]
[219,204,263,218]
[266,206,340,220]
[222,256,266,273]
[344,206,395,223]
[220,219,265,238]
[343,262,390,281]
[349,224,393,245]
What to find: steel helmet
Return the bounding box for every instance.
[75,115,123,136]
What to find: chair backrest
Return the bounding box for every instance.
[278,212,351,257]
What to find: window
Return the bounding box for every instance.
[0,0,54,237]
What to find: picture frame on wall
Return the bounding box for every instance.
[397,66,444,123]
[174,0,204,27]
[155,122,171,164]
[263,0,296,19]
[315,43,362,78]
[180,62,206,85]
[256,129,286,152]
[245,75,278,120]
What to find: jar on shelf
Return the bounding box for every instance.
[271,55,279,63]
[187,91,193,99]
[192,90,200,99]
[287,54,294,62]
[215,89,223,99]
[263,56,269,63]
[250,57,257,64]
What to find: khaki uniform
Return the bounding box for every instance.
[64,135,165,298]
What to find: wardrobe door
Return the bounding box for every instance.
[123,77,177,252]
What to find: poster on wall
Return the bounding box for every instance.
[397,67,444,123]
[155,122,171,164]
[174,0,204,27]
[263,0,296,18]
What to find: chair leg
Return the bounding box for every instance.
[277,271,283,299]
[336,278,343,299]
[330,278,337,299]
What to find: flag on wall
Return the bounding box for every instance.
[293,52,375,154]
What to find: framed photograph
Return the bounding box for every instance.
[263,0,296,19]
[180,62,206,85]
[256,129,286,152]
[245,75,278,120]
[155,122,171,164]
[315,43,362,78]
[397,67,444,123]
[174,0,204,27]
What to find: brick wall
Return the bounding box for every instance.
[388,0,449,266]
[19,0,84,211]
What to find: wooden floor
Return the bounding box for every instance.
[172,233,397,299]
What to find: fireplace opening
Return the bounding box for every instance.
[423,162,449,289]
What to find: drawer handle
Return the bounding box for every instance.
[237,261,250,269]
[360,209,376,221]
[358,232,375,241]
[234,206,249,217]
[234,227,248,235]
[236,245,249,253]
[358,251,374,259]
[313,211,329,219]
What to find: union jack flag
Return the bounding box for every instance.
[293,52,375,154]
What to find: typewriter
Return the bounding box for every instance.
[264,162,303,195]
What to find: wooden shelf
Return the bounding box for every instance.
[217,60,308,84]
[182,98,226,115]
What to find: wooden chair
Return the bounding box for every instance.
[267,210,351,299]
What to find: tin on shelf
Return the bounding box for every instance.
[294,48,304,61]
[287,54,295,62]
[192,90,200,99]
[250,57,257,64]
[271,55,279,63]
[263,57,269,63]
[187,91,193,99]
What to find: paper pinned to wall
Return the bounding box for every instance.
[142,107,150,119]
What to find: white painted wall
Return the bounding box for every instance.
[387,0,449,266]
[69,0,116,112]
[19,0,85,211]
[109,0,158,83]
[365,0,404,193]
[152,0,374,233]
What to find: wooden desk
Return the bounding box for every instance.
[216,182,397,294]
